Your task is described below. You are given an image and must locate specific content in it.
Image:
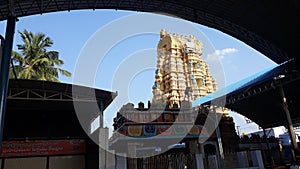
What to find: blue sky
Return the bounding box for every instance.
[0,9,282,136]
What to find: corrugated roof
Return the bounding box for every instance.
[192,60,300,128]
[192,64,278,107]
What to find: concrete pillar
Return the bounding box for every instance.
[195,154,205,169]
[189,140,205,169]
[189,140,199,154]
[99,128,109,169]
[213,106,224,169]
[106,150,116,169]
[116,153,127,169]
[251,150,264,169]
[127,143,138,169]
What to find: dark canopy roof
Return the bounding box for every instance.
[0,0,299,68]
[7,79,117,113]
[193,60,300,128]
[4,79,117,140]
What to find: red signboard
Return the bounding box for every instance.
[0,139,85,157]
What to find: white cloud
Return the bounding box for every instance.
[206,48,238,62]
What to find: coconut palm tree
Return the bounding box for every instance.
[10,29,71,82]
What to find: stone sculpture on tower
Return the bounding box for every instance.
[152,29,217,108]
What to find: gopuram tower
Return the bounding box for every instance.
[150,30,238,151]
[152,29,217,108]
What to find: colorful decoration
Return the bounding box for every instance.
[128,126,143,136]
[143,125,157,136]
[157,126,173,135]
[173,125,187,135]
[188,125,200,135]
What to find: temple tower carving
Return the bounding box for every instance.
[152,29,217,108]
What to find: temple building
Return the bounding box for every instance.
[109,30,239,169]
[152,29,217,108]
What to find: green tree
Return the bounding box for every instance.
[10,29,71,82]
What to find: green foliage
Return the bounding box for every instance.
[10,29,71,82]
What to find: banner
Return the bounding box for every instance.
[0,139,85,157]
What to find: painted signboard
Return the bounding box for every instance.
[0,139,85,157]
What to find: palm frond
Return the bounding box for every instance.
[10,29,72,82]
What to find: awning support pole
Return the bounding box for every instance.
[0,0,16,145]
[279,84,298,163]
